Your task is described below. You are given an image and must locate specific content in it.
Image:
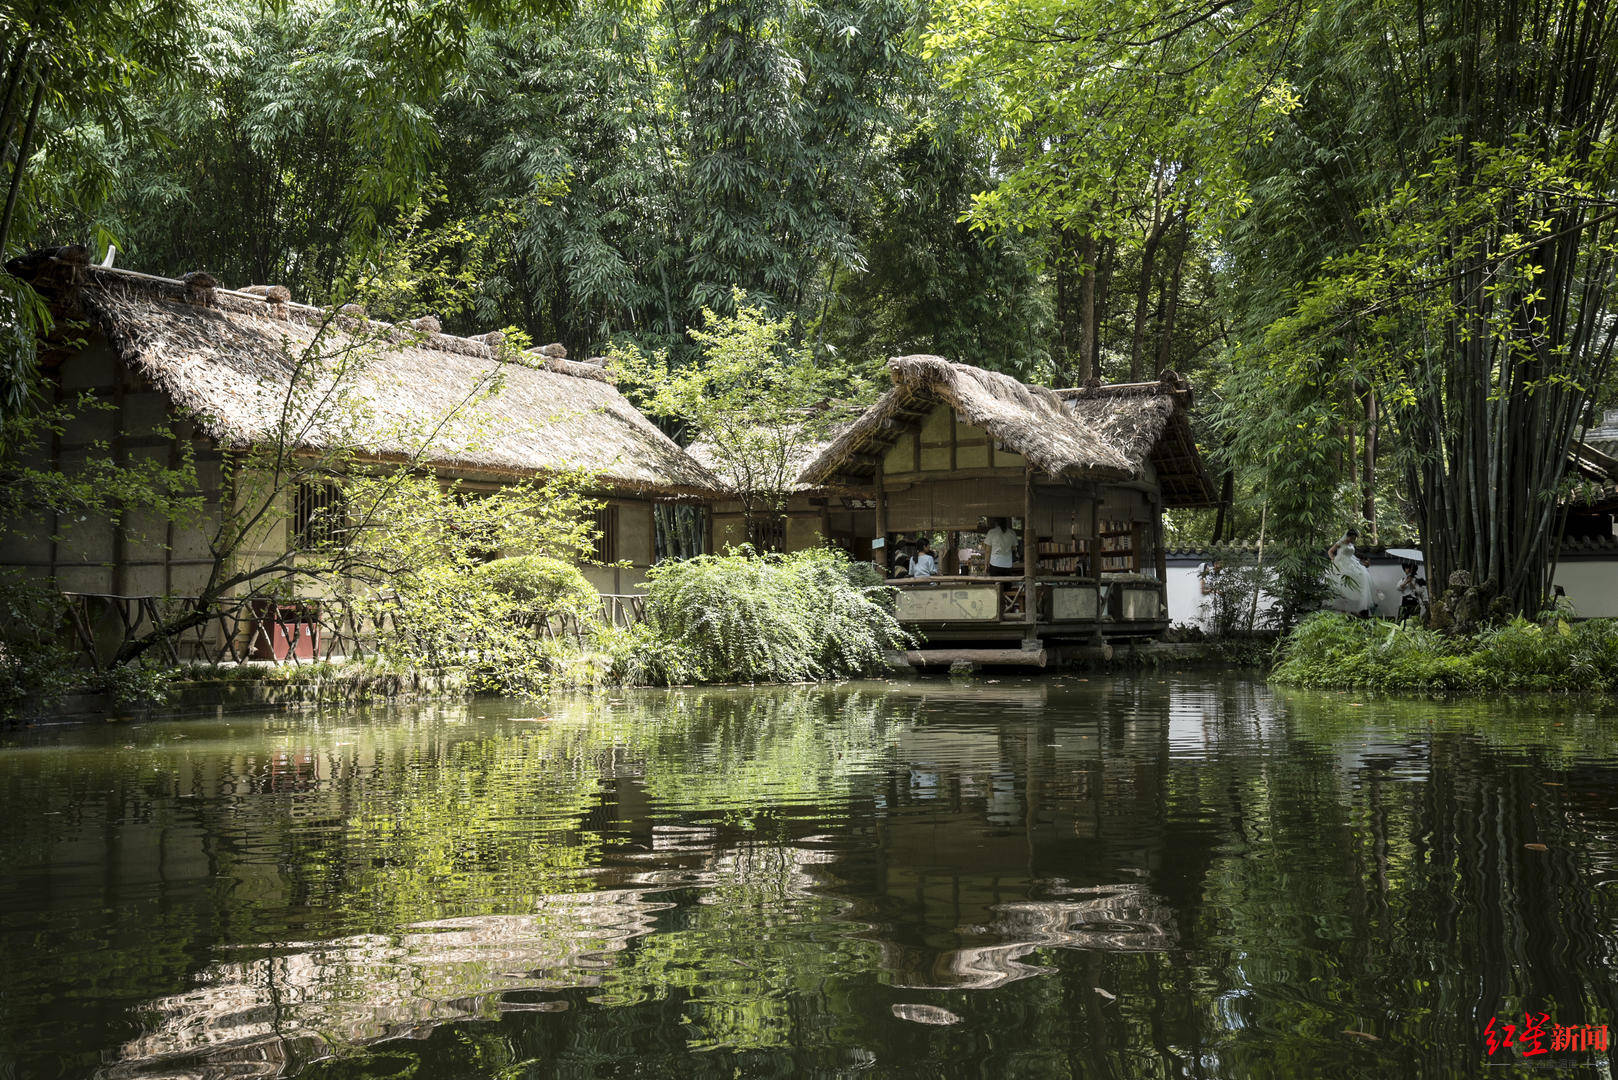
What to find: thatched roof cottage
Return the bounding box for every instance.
[797,355,1215,664]
[7,247,722,603]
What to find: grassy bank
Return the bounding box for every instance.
[1271,611,1618,695]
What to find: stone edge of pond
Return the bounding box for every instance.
[15,640,1270,726]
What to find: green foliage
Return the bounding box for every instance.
[0,574,176,719]
[95,662,177,712]
[0,574,79,719]
[825,109,1053,378]
[1272,612,1618,696]
[632,547,908,685]
[617,290,870,523]
[359,478,609,697]
[1196,559,1277,637]
[474,554,598,615]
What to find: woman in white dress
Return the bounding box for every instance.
[1327,528,1375,616]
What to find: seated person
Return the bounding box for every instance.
[890,550,910,578]
[957,544,980,575]
[911,543,939,578]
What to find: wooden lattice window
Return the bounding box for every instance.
[294,480,346,551]
[592,505,618,562]
[747,515,786,553]
[654,504,708,561]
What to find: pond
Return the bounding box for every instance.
[1,676,1615,1079]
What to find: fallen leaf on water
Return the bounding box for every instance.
[891,1004,961,1026]
[1094,987,1117,1001]
[1524,843,1549,851]
[1542,781,1563,786]
[1342,1030,1380,1041]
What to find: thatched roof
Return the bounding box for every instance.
[686,427,845,496]
[23,254,721,499]
[800,355,1216,506]
[1059,376,1216,507]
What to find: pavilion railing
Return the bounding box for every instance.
[873,576,1166,623]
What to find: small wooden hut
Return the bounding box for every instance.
[6,248,722,603]
[800,355,1215,663]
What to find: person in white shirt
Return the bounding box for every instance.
[983,518,1018,577]
[911,543,938,578]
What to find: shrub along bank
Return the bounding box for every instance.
[4,547,909,722]
[380,545,908,693]
[626,547,906,685]
[1271,611,1618,695]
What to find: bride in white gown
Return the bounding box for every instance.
[1327,528,1375,616]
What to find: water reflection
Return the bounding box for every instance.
[0,678,1614,1079]
[104,898,668,1080]
[882,883,1176,990]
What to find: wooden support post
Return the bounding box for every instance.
[111,371,128,597]
[1023,466,1037,634]
[1153,498,1168,583]
[1090,490,1104,635]
[874,465,888,571]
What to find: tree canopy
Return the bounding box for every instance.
[6,0,1617,614]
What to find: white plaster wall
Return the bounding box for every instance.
[1166,558,1410,630]
[1553,560,1618,618]
[1166,564,1273,630]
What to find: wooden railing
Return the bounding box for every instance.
[59,593,407,670]
[600,593,647,628]
[55,590,651,670]
[876,576,1166,624]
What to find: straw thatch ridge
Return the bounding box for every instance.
[55,262,721,498]
[1058,371,1216,507]
[801,355,1139,487]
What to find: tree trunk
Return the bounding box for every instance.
[1362,389,1377,538]
[1211,469,1234,543]
[1092,238,1114,375]
[0,42,33,169]
[1078,233,1097,382]
[1054,227,1079,379]
[1155,220,1187,375]
[0,74,43,259]
[1128,217,1169,380]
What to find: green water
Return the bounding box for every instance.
[1,677,1615,1079]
